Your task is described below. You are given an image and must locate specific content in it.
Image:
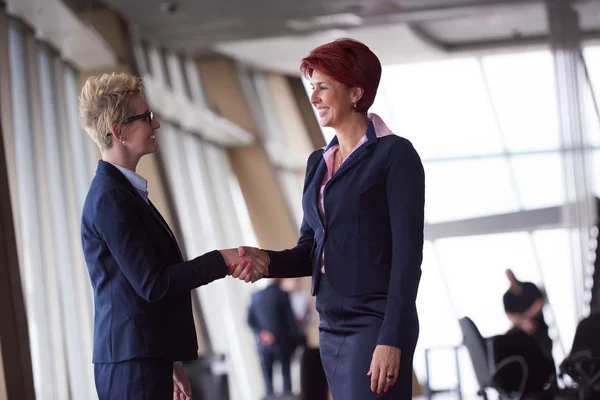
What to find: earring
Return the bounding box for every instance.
[353,102,357,110]
[122,141,126,145]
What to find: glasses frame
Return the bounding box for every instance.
[123,110,153,125]
[107,111,154,137]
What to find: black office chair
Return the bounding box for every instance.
[459,317,555,400]
[559,313,600,400]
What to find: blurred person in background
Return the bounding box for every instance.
[282,278,314,348]
[248,278,302,398]
[503,269,553,357]
[79,73,266,400]
[239,38,425,399]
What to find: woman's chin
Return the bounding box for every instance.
[142,146,159,156]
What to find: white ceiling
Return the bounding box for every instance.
[214,24,446,75]
[7,0,117,70]
[60,0,600,74]
[215,1,600,74]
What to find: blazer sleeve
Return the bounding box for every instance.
[94,187,228,303]
[265,217,314,278]
[377,139,425,349]
[264,151,321,278]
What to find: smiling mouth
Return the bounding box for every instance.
[150,135,156,141]
[317,108,330,117]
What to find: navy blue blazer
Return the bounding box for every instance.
[81,160,228,363]
[247,285,302,354]
[266,121,425,349]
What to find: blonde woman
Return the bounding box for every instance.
[79,73,267,399]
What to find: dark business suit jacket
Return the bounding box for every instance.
[247,284,302,354]
[81,160,227,363]
[266,118,425,349]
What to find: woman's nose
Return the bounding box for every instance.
[310,91,319,104]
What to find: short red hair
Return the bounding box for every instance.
[300,38,382,113]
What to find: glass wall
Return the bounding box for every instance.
[237,66,307,230]
[5,18,96,399]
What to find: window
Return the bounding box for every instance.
[7,20,97,398]
[361,48,593,395]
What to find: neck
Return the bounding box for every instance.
[102,150,139,172]
[334,113,369,156]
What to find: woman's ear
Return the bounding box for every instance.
[110,124,124,143]
[351,86,364,104]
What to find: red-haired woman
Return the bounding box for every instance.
[241,39,424,399]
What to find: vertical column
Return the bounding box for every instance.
[0,1,19,246]
[547,0,597,321]
[0,5,35,398]
[0,104,36,400]
[197,58,299,250]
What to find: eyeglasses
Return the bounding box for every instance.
[107,111,154,136]
[123,110,153,125]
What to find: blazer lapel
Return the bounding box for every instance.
[98,162,184,260]
[327,122,378,187]
[311,158,327,227]
[328,143,374,188]
[148,200,184,261]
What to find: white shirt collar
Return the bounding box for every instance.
[108,162,148,195]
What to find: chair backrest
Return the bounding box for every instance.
[491,331,555,395]
[571,312,600,356]
[562,312,600,396]
[459,317,493,388]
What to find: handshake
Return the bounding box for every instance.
[219,246,270,283]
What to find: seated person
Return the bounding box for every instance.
[492,331,556,395]
[503,269,553,358]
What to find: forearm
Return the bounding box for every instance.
[377,254,422,348]
[507,312,525,327]
[111,246,228,304]
[523,299,544,320]
[144,250,228,302]
[265,245,312,278]
[96,191,228,302]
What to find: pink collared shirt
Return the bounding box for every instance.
[318,113,394,273]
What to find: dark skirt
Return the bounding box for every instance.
[316,274,418,400]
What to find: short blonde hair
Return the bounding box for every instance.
[79,73,144,150]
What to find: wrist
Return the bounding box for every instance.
[262,249,270,264]
[218,250,233,275]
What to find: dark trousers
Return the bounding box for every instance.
[94,358,173,400]
[259,348,292,396]
[300,347,328,400]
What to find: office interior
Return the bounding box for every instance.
[1,0,600,399]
